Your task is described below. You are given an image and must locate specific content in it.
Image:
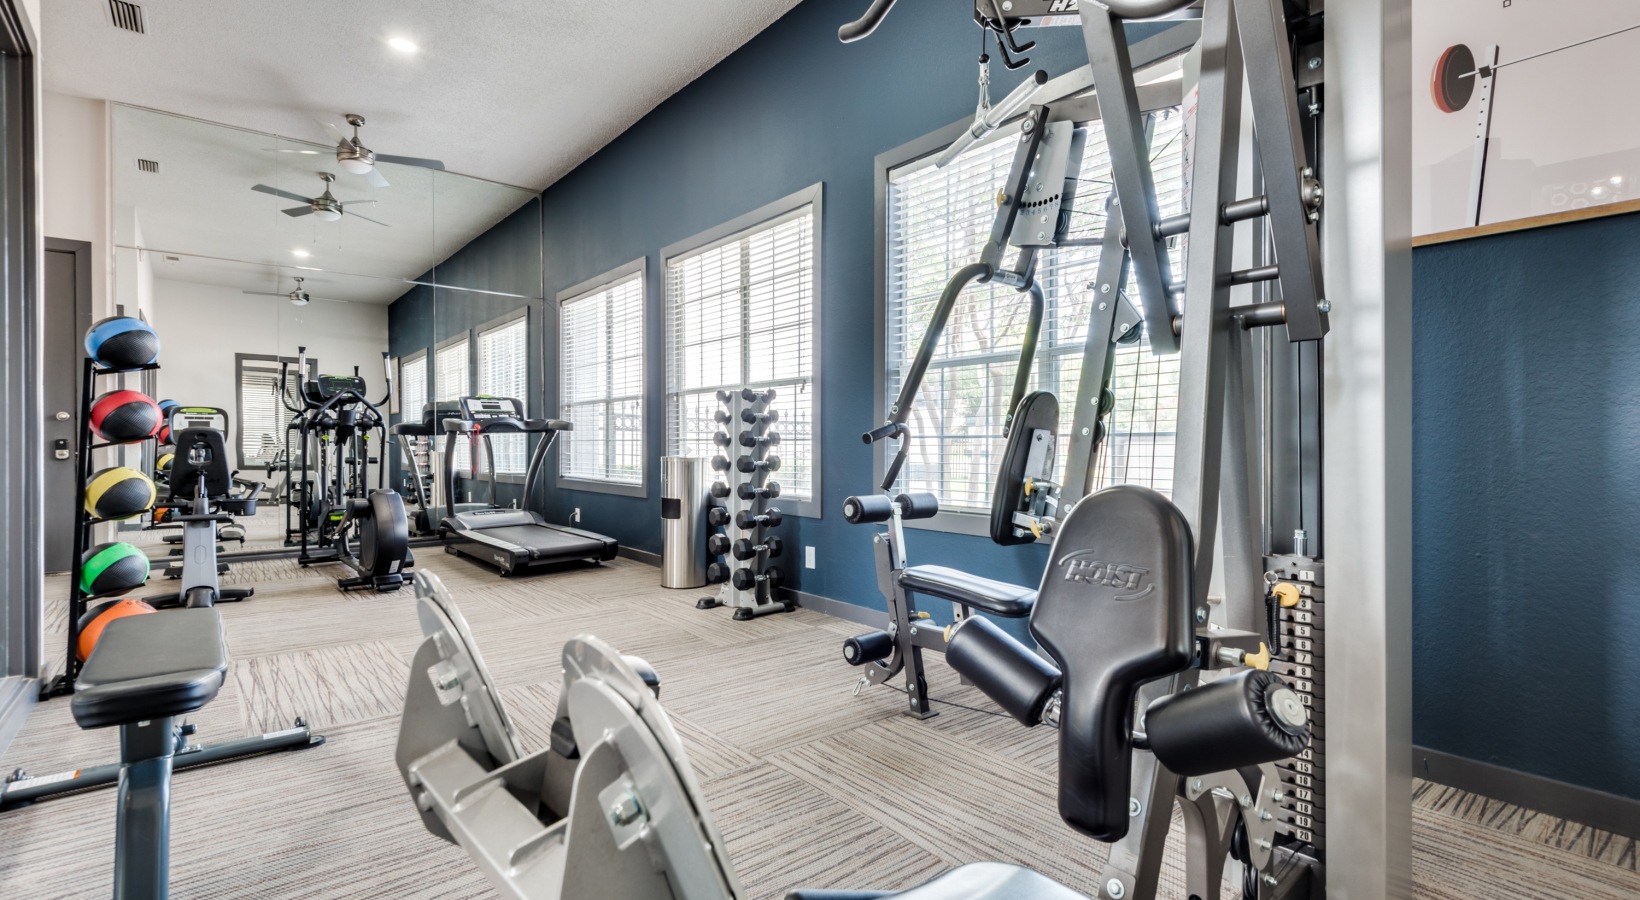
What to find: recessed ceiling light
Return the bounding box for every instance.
[292,249,310,258]
[388,37,418,53]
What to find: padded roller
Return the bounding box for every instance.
[894,492,940,520]
[843,494,894,524]
[842,630,894,666]
[1143,669,1310,777]
[947,617,1062,726]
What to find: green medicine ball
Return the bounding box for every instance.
[80,542,151,598]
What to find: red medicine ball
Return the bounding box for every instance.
[89,390,162,444]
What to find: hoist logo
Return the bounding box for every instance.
[1049,0,1080,12]
[1058,551,1152,600]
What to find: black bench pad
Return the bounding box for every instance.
[786,862,1088,900]
[897,566,1035,618]
[71,609,228,730]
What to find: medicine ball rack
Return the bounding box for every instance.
[42,356,162,700]
[697,387,791,620]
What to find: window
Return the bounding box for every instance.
[399,352,427,426]
[235,356,291,469]
[436,336,471,474]
[884,112,1185,514]
[560,263,644,489]
[665,186,821,514]
[477,313,529,476]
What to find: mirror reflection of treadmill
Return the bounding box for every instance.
[437,396,618,574]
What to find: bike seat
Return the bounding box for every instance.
[897,566,1035,618]
[71,609,228,730]
[787,862,1088,900]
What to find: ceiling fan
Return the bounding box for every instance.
[280,113,446,188]
[242,276,348,307]
[250,172,389,226]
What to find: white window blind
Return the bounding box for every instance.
[436,338,471,474]
[399,354,428,425]
[478,316,529,475]
[885,111,1185,513]
[666,206,816,502]
[561,272,644,484]
[237,359,286,469]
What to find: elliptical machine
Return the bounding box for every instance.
[283,347,414,592]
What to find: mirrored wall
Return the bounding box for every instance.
[110,104,543,559]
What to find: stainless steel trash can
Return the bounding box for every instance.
[660,456,708,588]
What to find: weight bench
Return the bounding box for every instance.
[839,492,1036,717]
[71,610,228,900]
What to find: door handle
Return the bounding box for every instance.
[52,438,70,461]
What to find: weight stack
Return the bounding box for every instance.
[1267,553,1326,853]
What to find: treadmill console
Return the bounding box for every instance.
[459,396,525,420]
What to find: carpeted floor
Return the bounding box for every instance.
[2,536,1636,898]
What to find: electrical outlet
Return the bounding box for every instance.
[805,545,816,569]
[571,507,582,524]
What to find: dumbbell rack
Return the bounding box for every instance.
[42,356,163,701]
[697,388,790,620]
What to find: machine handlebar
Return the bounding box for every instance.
[838,0,899,42]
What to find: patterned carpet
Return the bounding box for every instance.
[2,543,1636,898]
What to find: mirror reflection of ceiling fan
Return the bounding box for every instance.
[250,172,389,226]
[242,276,349,307]
[278,112,446,188]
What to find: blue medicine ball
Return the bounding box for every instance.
[84,316,160,369]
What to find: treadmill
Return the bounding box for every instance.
[438,395,619,574]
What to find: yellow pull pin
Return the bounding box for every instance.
[1272,582,1302,609]
[915,612,931,620]
[1244,642,1271,671]
[1029,519,1044,539]
[1023,477,1035,497]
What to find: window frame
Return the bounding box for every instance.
[661,183,824,520]
[233,352,312,471]
[396,349,428,426]
[435,331,475,479]
[872,80,1183,535]
[475,308,532,485]
[556,257,648,498]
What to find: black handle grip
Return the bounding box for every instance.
[863,422,902,445]
[839,0,898,43]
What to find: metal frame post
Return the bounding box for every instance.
[1321,0,1413,893]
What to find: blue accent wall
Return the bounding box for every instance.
[1413,215,1640,800]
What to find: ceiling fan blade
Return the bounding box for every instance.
[315,296,352,304]
[374,153,446,171]
[336,198,377,206]
[347,211,391,227]
[252,183,315,204]
[321,120,351,152]
[275,148,323,155]
[282,205,315,217]
[364,166,391,188]
[241,290,285,297]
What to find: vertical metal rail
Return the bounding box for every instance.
[1096,3,1244,897]
[1060,198,1133,508]
[1080,9,1179,355]
[1322,0,1414,892]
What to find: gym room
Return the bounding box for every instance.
[0,0,1634,896]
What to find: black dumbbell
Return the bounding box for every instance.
[736,453,780,474]
[707,562,732,584]
[735,507,783,530]
[731,566,784,593]
[740,408,780,426]
[713,430,734,448]
[711,455,733,472]
[710,481,731,498]
[708,533,734,557]
[737,481,781,501]
[740,387,777,404]
[732,536,783,560]
[738,430,781,449]
[714,409,733,425]
[716,389,735,404]
[707,505,731,527]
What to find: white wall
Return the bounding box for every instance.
[42,91,109,315]
[150,278,389,434]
